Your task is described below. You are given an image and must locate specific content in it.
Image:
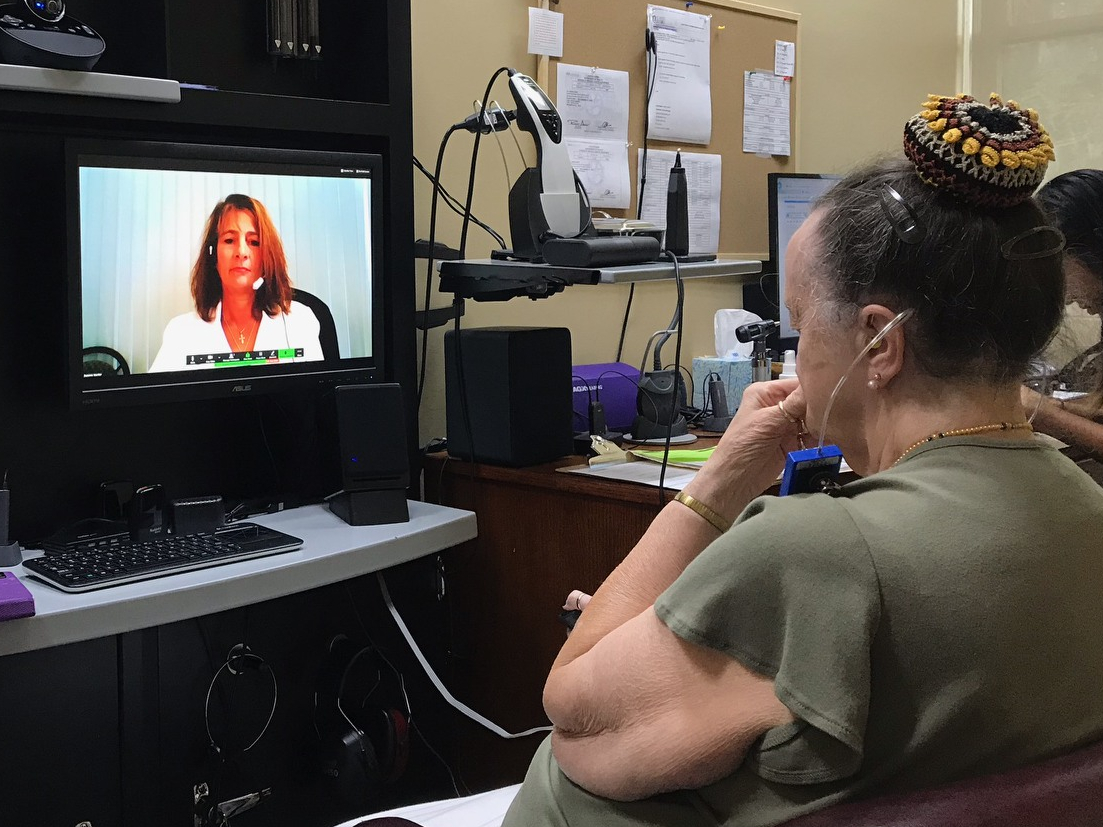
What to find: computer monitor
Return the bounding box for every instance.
[66,140,385,409]
[768,172,841,340]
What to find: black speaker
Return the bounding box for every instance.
[326,384,410,525]
[444,326,573,466]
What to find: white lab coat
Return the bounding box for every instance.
[148,301,323,372]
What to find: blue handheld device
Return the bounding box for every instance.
[780,445,843,496]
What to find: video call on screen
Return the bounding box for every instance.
[78,162,375,376]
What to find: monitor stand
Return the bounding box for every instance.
[327,489,409,526]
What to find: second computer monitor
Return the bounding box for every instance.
[768,173,841,340]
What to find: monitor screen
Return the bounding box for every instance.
[768,173,841,340]
[67,140,385,409]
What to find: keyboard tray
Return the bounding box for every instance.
[23,522,304,593]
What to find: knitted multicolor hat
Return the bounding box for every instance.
[903,93,1055,208]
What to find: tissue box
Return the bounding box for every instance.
[692,357,753,412]
[572,362,641,432]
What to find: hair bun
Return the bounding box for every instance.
[903,93,1055,208]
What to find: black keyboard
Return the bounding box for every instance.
[23,523,304,593]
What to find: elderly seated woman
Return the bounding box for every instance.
[352,93,1103,827]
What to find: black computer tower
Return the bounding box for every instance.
[444,327,573,467]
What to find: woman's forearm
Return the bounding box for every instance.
[1033,397,1103,456]
[550,385,801,673]
[549,501,725,673]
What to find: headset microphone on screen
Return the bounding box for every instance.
[252,276,264,290]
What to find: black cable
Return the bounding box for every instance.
[448,66,512,492]
[637,35,658,223]
[417,124,461,414]
[458,66,512,259]
[413,155,506,249]
[615,284,635,363]
[616,36,658,364]
[657,252,685,508]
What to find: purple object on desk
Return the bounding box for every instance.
[0,572,34,621]
[572,362,641,433]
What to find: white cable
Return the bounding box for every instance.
[376,572,552,739]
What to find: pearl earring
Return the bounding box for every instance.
[867,372,881,390]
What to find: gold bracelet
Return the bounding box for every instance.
[673,491,732,534]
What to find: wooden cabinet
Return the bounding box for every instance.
[426,452,677,790]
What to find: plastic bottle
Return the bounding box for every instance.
[779,349,798,380]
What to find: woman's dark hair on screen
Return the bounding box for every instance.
[1036,169,1103,279]
[811,158,1065,384]
[191,193,294,322]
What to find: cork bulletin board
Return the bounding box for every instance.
[547,0,799,258]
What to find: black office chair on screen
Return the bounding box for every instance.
[82,346,130,376]
[293,288,340,361]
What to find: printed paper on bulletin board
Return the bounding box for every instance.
[550,0,799,259]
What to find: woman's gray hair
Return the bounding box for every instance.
[809,158,1065,384]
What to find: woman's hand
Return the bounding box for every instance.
[681,379,806,523]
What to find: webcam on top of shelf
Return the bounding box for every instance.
[0,0,105,71]
[25,0,64,23]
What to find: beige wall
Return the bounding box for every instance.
[410,0,960,443]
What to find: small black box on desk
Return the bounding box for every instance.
[444,327,573,467]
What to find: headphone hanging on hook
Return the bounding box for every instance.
[204,643,278,759]
[313,634,410,806]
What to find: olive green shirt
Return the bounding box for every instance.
[503,436,1103,826]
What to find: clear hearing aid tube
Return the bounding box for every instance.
[816,308,915,454]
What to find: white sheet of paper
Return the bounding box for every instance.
[645,4,712,144]
[528,7,563,57]
[566,138,631,209]
[556,64,632,209]
[637,149,722,255]
[774,40,796,77]
[560,460,699,491]
[743,71,791,156]
[556,63,630,140]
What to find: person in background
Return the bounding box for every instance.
[150,193,323,371]
[502,94,1103,827]
[1024,169,1103,455]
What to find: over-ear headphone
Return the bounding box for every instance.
[314,635,409,806]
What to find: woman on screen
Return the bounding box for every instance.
[149,194,324,372]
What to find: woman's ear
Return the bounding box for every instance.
[861,304,906,388]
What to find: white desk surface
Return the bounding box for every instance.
[0,501,477,658]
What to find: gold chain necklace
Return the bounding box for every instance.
[892,421,1033,467]
[222,315,260,348]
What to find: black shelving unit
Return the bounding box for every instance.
[0,3,421,824]
[0,0,417,540]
